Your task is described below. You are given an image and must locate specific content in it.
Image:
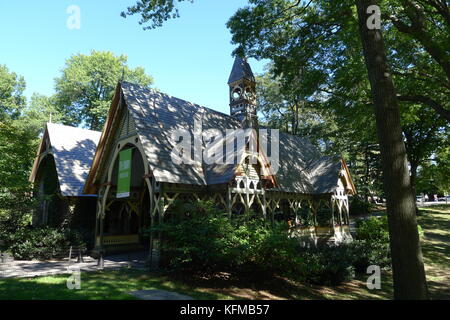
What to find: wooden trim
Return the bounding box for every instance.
[341,158,357,195]
[29,126,51,183]
[84,84,122,194]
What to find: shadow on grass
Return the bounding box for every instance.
[169,270,393,300]
[0,268,224,300]
[0,267,394,300]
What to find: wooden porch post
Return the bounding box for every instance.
[330,198,335,228]
[262,193,267,219]
[227,186,232,219]
[145,176,156,269]
[98,185,110,268]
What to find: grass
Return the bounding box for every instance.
[0,204,448,300]
[0,268,230,300]
[416,204,450,299]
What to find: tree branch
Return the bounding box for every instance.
[397,94,450,121]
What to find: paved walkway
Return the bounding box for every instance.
[0,251,153,278]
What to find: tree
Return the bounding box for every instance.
[256,68,332,142]
[21,93,64,136]
[121,0,194,29]
[356,0,428,299]
[54,50,154,131]
[0,64,26,121]
[416,146,450,196]
[0,67,37,217]
[384,0,450,121]
[402,104,448,203]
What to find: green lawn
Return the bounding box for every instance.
[0,268,230,300]
[417,204,450,299]
[0,204,448,300]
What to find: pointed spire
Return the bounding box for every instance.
[228,56,255,84]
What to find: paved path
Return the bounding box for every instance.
[0,251,152,278]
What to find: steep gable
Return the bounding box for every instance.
[30,123,101,197]
[85,81,354,196]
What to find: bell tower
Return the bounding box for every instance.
[228,56,258,128]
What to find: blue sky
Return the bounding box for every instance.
[0,0,267,114]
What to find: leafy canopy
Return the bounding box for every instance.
[54,50,154,130]
[0,64,26,121]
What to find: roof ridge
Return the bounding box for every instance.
[121,81,237,121]
[47,122,102,134]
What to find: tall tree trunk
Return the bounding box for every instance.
[356,0,428,299]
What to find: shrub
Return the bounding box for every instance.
[349,197,375,216]
[5,226,86,260]
[153,215,236,273]
[348,240,391,273]
[147,200,300,279]
[353,216,391,272]
[149,202,344,285]
[355,216,389,242]
[295,245,356,285]
[148,200,394,286]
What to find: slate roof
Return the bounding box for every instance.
[120,82,343,195]
[46,123,101,197]
[228,56,255,84]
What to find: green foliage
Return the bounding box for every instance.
[416,146,450,195]
[146,200,392,285]
[348,240,391,273]
[0,120,38,216]
[147,200,299,278]
[349,197,375,216]
[54,50,154,130]
[121,0,194,29]
[0,64,26,121]
[352,216,392,272]
[355,216,390,242]
[295,245,356,285]
[3,226,86,260]
[21,93,63,137]
[0,66,39,227]
[0,208,32,248]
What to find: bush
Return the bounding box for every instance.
[355,216,389,242]
[348,240,391,273]
[147,201,300,279]
[349,197,375,216]
[4,226,86,260]
[352,216,391,272]
[147,201,352,285]
[295,245,356,285]
[148,200,394,285]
